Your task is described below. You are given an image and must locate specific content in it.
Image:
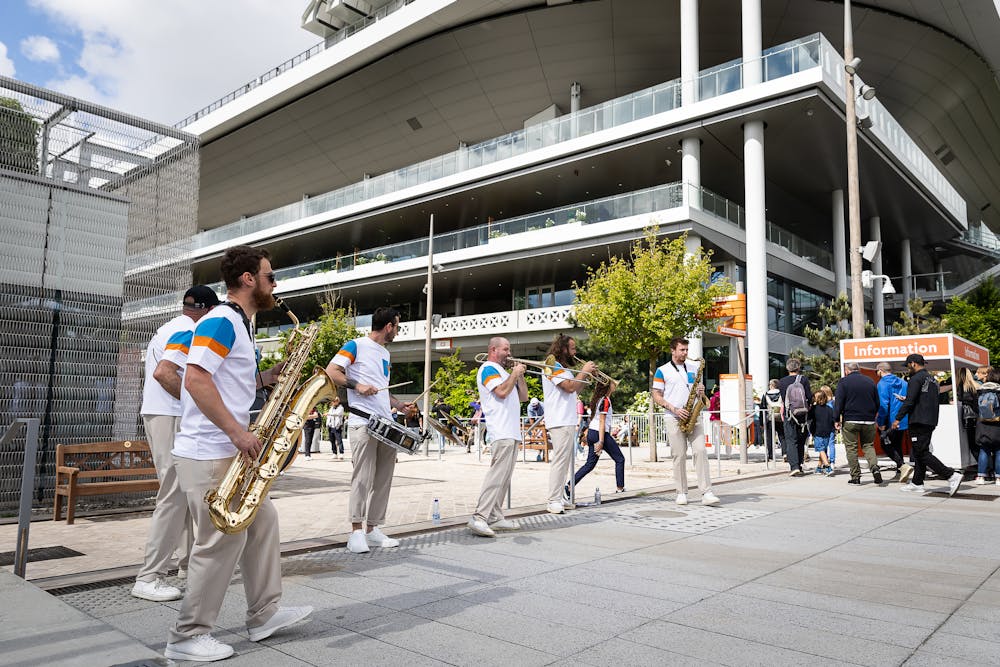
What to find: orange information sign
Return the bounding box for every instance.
[711,294,746,335]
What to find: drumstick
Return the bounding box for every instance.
[409,379,439,406]
[377,381,412,392]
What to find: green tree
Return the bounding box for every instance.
[945,279,1000,361]
[793,294,880,391]
[892,297,947,335]
[259,294,359,387]
[0,97,39,174]
[433,349,543,419]
[573,229,734,460]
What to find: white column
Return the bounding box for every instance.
[744,120,768,395]
[901,238,912,314]
[684,233,704,360]
[832,189,847,297]
[870,216,884,334]
[681,0,699,105]
[742,0,762,87]
[682,138,701,209]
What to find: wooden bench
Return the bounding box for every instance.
[53,440,158,524]
[521,419,552,462]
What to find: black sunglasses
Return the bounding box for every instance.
[183,301,211,309]
[258,271,276,284]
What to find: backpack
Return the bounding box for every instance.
[764,391,783,420]
[785,375,809,423]
[979,387,1000,421]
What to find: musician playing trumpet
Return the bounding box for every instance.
[325,307,416,554]
[467,337,528,537]
[542,334,597,514]
[651,337,720,507]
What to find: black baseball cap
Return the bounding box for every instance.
[183,285,221,309]
[905,353,926,365]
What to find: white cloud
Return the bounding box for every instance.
[0,41,15,76]
[27,0,319,125]
[20,35,60,63]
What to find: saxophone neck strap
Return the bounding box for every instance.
[670,360,690,387]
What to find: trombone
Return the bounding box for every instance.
[473,353,596,385]
[572,356,620,388]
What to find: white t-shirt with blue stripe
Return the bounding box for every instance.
[173,307,258,460]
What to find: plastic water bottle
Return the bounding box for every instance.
[432,498,441,524]
[594,488,601,505]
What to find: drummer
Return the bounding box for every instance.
[325,307,416,555]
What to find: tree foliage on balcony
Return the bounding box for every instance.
[944,279,1000,362]
[572,228,733,460]
[0,97,39,174]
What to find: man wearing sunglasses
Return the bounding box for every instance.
[166,246,310,662]
[132,285,219,604]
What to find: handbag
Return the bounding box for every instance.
[962,403,977,429]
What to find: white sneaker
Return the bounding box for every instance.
[701,491,721,506]
[248,606,313,642]
[365,526,400,548]
[176,567,187,580]
[164,634,234,662]
[975,476,986,485]
[675,493,688,506]
[899,482,926,493]
[899,464,914,483]
[346,529,370,553]
[467,517,495,537]
[547,502,565,514]
[131,578,182,602]
[489,518,520,531]
[948,472,963,497]
[304,455,311,461]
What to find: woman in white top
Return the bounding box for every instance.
[326,396,345,460]
[566,380,625,496]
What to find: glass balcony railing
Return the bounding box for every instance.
[174,0,418,129]
[961,226,1000,255]
[185,34,825,255]
[123,182,833,320]
[698,187,833,270]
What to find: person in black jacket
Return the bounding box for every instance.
[892,354,963,496]
[834,363,882,485]
[778,359,812,476]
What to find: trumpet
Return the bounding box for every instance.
[572,356,620,388]
[473,353,595,385]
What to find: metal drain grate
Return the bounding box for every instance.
[0,545,83,566]
[608,497,771,534]
[924,491,998,501]
[48,575,137,597]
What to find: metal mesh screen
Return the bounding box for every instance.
[0,76,199,513]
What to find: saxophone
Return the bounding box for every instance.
[205,299,337,534]
[678,357,707,435]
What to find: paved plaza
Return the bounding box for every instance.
[2,453,1000,666]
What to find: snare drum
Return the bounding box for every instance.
[365,413,423,455]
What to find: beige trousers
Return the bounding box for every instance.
[137,414,193,580]
[547,425,576,504]
[168,456,282,643]
[473,438,518,522]
[666,417,712,494]
[348,425,397,526]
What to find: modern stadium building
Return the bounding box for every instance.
[120,0,1000,391]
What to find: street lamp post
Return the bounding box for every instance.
[844,0,865,338]
[422,214,434,455]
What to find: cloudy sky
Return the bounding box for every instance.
[0,0,319,125]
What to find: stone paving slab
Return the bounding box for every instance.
[4,468,1000,665]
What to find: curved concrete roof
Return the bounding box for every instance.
[193,0,1000,235]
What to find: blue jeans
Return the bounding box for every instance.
[573,429,625,490]
[813,434,835,464]
[978,449,1000,477]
